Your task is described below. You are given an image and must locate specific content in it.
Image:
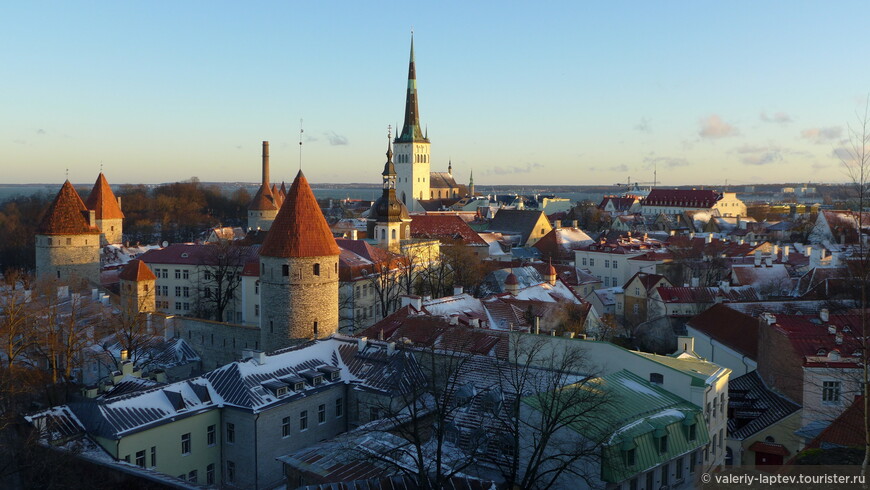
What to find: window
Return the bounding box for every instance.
[676,456,684,481]
[183,286,190,297]
[255,281,259,294]
[226,461,235,483]
[712,397,717,417]
[720,393,725,415]
[207,425,216,446]
[658,434,668,453]
[226,423,235,443]
[623,447,636,466]
[690,451,697,473]
[629,478,638,490]
[318,404,326,424]
[282,264,289,276]
[712,435,717,455]
[661,462,669,486]
[313,263,320,276]
[604,277,609,287]
[207,464,215,485]
[255,304,260,317]
[582,258,587,266]
[612,261,617,269]
[282,417,291,437]
[335,397,344,417]
[589,258,594,266]
[66,238,72,246]
[605,260,610,268]
[175,269,181,279]
[823,381,841,403]
[183,302,190,311]
[688,423,697,441]
[645,471,654,490]
[181,433,191,455]
[183,270,189,280]
[649,373,664,385]
[204,270,211,280]
[136,450,146,467]
[300,410,308,430]
[188,470,197,483]
[175,286,181,297]
[150,446,156,467]
[370,407,379,421]
[313,321,318,338]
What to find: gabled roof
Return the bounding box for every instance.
[429,171,458,189]
[533,227,594,260]
[655,285,760,304]
[487,209,548,244]
[727,371,800,440]
[36,180,101,235]
[260,171,340,258]
[623,271,670,292]
[686,303,759,359]
[118,259,157,282]
[598,196,637,211]
[410,214,486,245]
[247,182,279,211]
[84,173,125,220]
[804,396,865,449]
[767,313,863,368]
[643,189,721,208]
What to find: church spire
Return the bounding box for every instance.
[396,33,428,144]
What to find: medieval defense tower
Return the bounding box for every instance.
[258,170,340,352]
[35,181,102,285]
[248,141,280,231]
[84,172,124,246]
[118,259,157,318]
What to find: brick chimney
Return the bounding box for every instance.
[262,141,270,187]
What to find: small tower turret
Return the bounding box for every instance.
[505,270,520,296]
[119,259,157,318]
[247,141,280,231]
[85,173,124,246]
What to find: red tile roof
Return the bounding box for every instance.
[36,181,101,235]
[655,285,760,303]
[260,171,340,258]
[247,182,279,211]
[748,441,790,457]
[644,189,721,208]
[686,303,759,359]
[140,243,258,266]
[804,396,865,449]
[84,173,125,220]
[769,313,863,367]
[410,215,486,245]
[118,259,157,281]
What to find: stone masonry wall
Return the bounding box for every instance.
[260,255,339,353]
[35,234,100,285]
[96,218,123,245]
[247,210,278,232]
[175,317,260,371]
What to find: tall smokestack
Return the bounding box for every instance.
[262,141,270,186]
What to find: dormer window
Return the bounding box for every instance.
[276,387,288,397]
[294,382,304,391]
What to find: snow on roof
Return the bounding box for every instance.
[422,293,486,318]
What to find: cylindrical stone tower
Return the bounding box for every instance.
[259,170,340,352]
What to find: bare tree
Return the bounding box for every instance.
[495,333,613,489]
[839,98,870,474]
[196,242,250,322]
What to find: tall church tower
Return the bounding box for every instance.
[394,34,430,212]
[259,170,340,352]
[368,131,411,252]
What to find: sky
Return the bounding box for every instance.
[3,1,870,187]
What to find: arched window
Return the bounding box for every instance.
[381,229,386,240]
[281,264,289,276]
[391,229,396,239]
[313,321,319,338]
[313,263,320,276]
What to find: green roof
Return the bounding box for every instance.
[633,352,729,387]
[522,370,709,484]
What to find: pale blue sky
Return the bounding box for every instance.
[2,1,869,186]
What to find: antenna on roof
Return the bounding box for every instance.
[298,118,304,171]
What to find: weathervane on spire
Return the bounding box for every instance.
[100,160,103,173]
[388,124,392,140]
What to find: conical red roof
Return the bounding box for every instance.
[119,259,157,281]
[248,182,279,211]
[37,181,101,235]
[85,173,125,219]
[260,171,340,258]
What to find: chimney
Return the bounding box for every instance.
[564,332,575,339]
[827,324,836,335]
[24,290,31,303]
[754,252,762,267]
[761,312,776,325]
[121,360,134,376]
[705,234,712,244]
[401,295,423,311]
[820,308,830,323]
[262,141,270,186]
[453,285,464,296]
[677,336,695,354]
[120,349,129,362]
[554,220,562,229]
[117,196,122,210]
[387,341,396,355]
[690,276,699,287]
[350,229,358,240]
[534,316,540,335]
[572,220,578,228]
[772,244,779,257]
[719,280,730,294]
[91,288,99,300]
[835,332,844,345]
[764,256,772,267]
[251,350,266,365]
[804,245,812,258]
[782,245,790,263]
[241,348,253,360]
[831,252,840,267]
[358,337,368,351]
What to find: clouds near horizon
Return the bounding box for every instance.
[699,115,739,138]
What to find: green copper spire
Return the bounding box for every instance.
[396,33,429,144]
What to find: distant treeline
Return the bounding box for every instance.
[0,178,250,273]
